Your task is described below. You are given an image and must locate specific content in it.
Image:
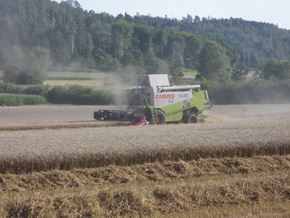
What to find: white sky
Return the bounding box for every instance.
[56,0,290,30]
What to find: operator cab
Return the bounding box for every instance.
[128,88,147,106]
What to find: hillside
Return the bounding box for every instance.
[143,15,290,67]
[0,0,290,74]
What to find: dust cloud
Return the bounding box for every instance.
[204,104,290,121]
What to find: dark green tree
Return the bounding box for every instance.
[214,37,239,67]
[81,33,95,69]
[164,27,185,65]
[132,24,153,53]
[262,59,278,79]
[143,48,168,74]
[48,29,71,66]
[111,20,133,59]
[277,60,290,79]
[198,41,232,83]
[183,34,203,69]
[255,59,263,77]
[231,62,249,81]
[120,51,136,66]
[263,59,290,80]
[153,29,168,60]
[170,57,184,84]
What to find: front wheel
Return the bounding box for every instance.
[156,110,166,125]
[184,114,198,124]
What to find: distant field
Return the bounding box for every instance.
[183,71,197,76]
[45,71,107,87]
[0,70,258,84]
[47,71,106,80]
[44,80,104,86]
[183,71,197,78]
[182,71,257,81]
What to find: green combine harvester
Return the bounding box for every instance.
[94,74,211,125]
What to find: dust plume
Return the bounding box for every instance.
[204,104,290,120]
[102,65,141,108]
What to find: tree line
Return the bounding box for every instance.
[0,0,290,84]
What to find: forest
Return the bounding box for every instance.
[1,0,290,83]
[0,0,290,105]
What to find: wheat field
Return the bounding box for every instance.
[0,105,290,217]
[1,117,290,173]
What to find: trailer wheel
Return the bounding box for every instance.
[185,114,198,124]
[156,110,166,125]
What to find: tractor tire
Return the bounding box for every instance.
[156,110,166,125]
[184,114,198,124]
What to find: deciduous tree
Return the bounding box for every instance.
[198,41,232,83]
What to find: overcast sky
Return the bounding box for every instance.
[56,0,290,30]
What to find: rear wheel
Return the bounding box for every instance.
[184,114,198,123]
[156,110,166,125]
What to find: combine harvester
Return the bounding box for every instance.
[94,74,211,125]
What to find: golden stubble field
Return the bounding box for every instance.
[0,104,289,217]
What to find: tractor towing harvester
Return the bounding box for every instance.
[94,74,212,125]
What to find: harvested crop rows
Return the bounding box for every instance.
[0,105,290,217]
[0,156,289,217]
